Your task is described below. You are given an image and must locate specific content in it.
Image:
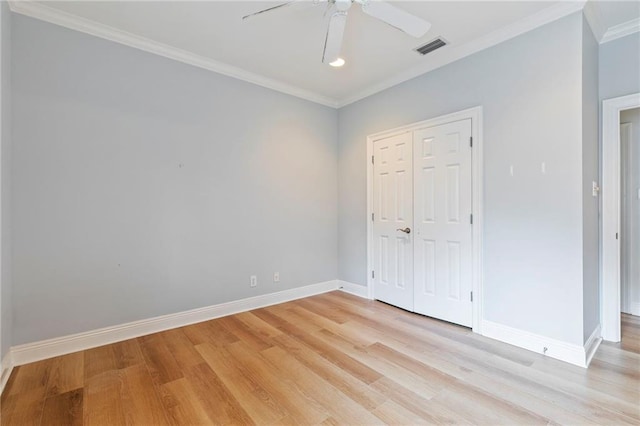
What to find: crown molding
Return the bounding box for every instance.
[583,0,607,42]
[7,0,340,108]
[8,0,599,109]
[600,17,640,44]
[336,1,586,107]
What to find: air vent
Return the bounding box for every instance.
[415,38,447,55]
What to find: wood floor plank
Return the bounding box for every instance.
[157,328,205,370]
[421,347,600,425]
[263,304,323,334]
[274,320,383,385]
[367,341,460,392]
[224,341,330,424]
[110,339,145,370]
[595,341,640,368]
[360,330,533,413]
[2,291,638,425]
[41,388,83,426]
[1,387,48,426]
[312,328,440,398]
[369,377,472,425]
[529,358,640,415]
[83,345,117,381]
[271,333,386,411]
[195,342,288,424]
[216,315,273,352]
[82,370,125,426]
[137,334,183,386]
[234,311,283,339]
[431,380,549,425]
[179,320,238,347]
[471,351,640,423]
[46,352,84,398]
[289,305,377,346]
[294,298,351,324]
[251,306,293,329]
[182,363,255,425]
[159,378,215,425]
[119,364,170,426]
[4,358,53,396]
[260,345,385,425]
[371,399,437,425]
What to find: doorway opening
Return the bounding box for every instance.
[620,107,640,350]
[601,93,640,342]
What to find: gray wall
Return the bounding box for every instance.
[599,32,640,101]
[1,1,12,360]
[581,18,600,343]
[12,14,338,345]
[620,107,640,316]
[338,13,586,345]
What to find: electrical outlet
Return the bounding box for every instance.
[250,275,257,287]
[273,272,280,282]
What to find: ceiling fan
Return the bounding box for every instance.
[242,0,431,66]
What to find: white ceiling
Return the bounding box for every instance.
[15,1,640,107]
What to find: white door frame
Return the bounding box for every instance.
[620,122,632,315]
[601,92,640,342]
[366,106,483,333]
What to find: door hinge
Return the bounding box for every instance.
[372,213,374,221]
[470,214,473,225]
[470,137,473,148]
[616,232,618,240]
[372,270,375,279]
[470,291,473,302]
[372,155,374,164]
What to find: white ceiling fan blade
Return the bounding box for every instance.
[242,1,296,21]
[322,11,348,64]
[243,0,327,21]
[360,1,431,38]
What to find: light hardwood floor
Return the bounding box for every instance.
[1,291,639,425]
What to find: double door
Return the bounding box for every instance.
[372,118,473,327]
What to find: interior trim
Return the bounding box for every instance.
[584,324,603,367]
[8,0,593,109]
[337,280,369,299]
[601,17,640,44]
[336,1,586,107]
[0,352,13,395]
[9,280,340,368]
[601,92,640,342]
[7,0,340,108]
[482,320,601,368]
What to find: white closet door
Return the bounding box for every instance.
[413,119,473,326]
[372,133,414,311]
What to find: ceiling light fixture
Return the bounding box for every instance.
[329,57,345,67]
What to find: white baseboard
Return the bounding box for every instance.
[625,302,640,317]
[338,280,370,299]
[1,351,14,395]
[481,320,599,368]
[10,280,339,367]
[584,324,602,367]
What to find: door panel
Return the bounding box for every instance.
[373,133,413,311]
[413,119,473,327]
